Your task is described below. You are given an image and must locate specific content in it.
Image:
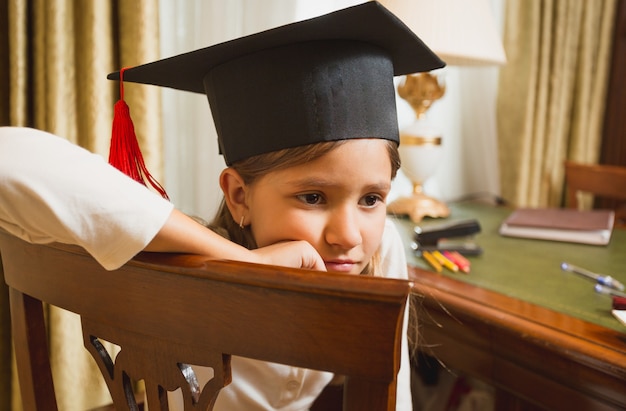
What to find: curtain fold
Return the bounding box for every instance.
[0,1,162,410]
[497,0,617,207]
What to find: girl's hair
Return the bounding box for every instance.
[209,139,401,276]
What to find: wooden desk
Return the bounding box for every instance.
[393,202,626,410]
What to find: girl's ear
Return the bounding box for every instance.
[219,168,249,224]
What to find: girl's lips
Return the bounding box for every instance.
[324,260,358,273]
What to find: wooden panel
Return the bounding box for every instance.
[599,0,626,212]
[601,0,626,166]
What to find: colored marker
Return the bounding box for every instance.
[613,296,626,310]
[443,250,470,273]
[432,250,459,273]
[422,250,442,273]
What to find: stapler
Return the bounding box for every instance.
[413,219,482,255]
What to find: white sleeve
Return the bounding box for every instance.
[380,219,412,411]
[0,127,174,270]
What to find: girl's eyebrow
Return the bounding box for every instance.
[285,177,336,188]
[285,177,391,191]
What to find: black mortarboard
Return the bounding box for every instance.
[108,1,444,165]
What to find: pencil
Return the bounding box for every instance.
[443,250,471,273]
[432,250,459,273]
[421,250,442,273]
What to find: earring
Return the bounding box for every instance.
[239,215,245,229]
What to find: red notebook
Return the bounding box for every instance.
[499,208,615,245]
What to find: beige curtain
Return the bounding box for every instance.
[497,0,617,208]
[0,1,162,410]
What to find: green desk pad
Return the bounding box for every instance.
[392,201,626,333]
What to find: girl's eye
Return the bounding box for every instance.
[361,194,383,207]
[297,193,323,205]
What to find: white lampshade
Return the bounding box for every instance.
[377,0,507,66]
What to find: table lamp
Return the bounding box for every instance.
[381,0,507,222]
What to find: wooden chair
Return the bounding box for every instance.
[0,229,411,411]
[564,161,626,226]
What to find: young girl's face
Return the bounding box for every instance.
[246,139,392,274]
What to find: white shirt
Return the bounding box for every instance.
[0,127,173,270]
[0,126,412,410]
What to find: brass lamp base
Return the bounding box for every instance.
[387,192,450,223]
[390,72,449,223]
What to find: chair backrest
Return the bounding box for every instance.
[0,229,411,411]
[564,161,626,226]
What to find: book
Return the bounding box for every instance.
[499,208,615,245]
[613,310,626,328]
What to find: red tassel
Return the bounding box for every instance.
[109,67,169,200]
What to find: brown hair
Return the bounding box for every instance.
[209,139,401,276]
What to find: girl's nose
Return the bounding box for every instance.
[325,206,362,249]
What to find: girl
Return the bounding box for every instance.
[109,3,441,409]
[207,132,413,411]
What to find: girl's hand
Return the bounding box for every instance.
[250,240,326,271]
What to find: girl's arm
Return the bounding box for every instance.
[0,127,323,271]
[146,208,325,270]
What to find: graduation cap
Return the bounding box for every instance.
[108,1,444,171]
